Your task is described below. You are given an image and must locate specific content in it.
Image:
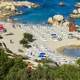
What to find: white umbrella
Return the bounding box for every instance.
[53,15,64,21]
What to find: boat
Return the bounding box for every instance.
[58,0,65,7]
[75,3,80,8]
[70,14,80,19]
[70,3,80,19]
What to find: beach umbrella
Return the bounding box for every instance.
[53,15,64,21]
[0,2,15,11]
[39,52,45,57]
[39,52,46,60]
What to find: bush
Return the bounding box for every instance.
[24,33,35,42]
[76,58,80,66]
[1,49,80,80]
[20,33,35,48]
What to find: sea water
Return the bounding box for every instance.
[11,0,80,25]
[64,48,80,57]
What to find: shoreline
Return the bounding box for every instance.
[13,1,39,8]
[0,21,78,65]
[0,1,39,19]
[57,45,80,53]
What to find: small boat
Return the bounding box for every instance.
[58,1,65,7]
[70,13,80,19]
[70,3,80,19]
[75,3,80,8]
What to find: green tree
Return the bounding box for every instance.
[20,33,35,48]
[24,33,35,42]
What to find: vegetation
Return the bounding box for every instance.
[1,48,80,80]
[0,49,26,80]
[76,58,80,66]
[20,33,35,48]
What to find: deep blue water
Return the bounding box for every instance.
[11,0,80,25]
[64,48,80,57]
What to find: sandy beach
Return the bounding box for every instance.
[0,22,80,65]
[0,22,27,55]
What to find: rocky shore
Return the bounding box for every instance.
[0,1,39,19]
[13,1,39,8]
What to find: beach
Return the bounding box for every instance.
[0,22,79,65]
[0,22,26,55]
[1,1,80,80]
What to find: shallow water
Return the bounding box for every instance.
[11,0,80,25]
[64,48,80,57]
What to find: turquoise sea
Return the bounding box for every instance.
[11,0,80,25]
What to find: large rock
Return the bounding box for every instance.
[48,15,64,27]
[0,2,16,11]
[53,15,64,21]
[48,17,53,24]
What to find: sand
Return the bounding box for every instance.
[1,22,80,65]
[0,22,27,56]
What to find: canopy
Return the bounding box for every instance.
[53,15,64,21]
[39,52,46,57]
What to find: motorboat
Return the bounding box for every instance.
[58,1,65,7]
